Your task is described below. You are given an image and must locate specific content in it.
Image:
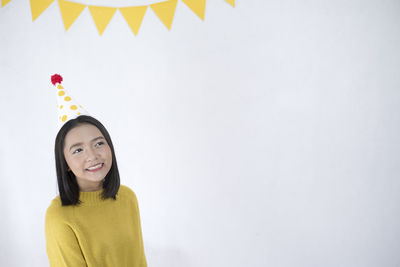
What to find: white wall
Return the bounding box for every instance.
[1,0,399,266]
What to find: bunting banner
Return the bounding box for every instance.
[1,0,235,36]
[1,0,11,7]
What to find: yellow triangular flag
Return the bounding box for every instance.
[150,0,177,30]
[182,0,205,20]
[30,0,55,21]
[1,0,11,7]
[58,0,86,31]
[88,5,117,35]
[119,5,147,36]
[225,0,235,7]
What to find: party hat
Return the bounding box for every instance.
[51,74,90,131]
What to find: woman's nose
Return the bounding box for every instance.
[86,147,98,161]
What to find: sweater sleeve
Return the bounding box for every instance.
[45,206,87,267]
[131,190,148,267]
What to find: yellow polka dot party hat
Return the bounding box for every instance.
[51,74,90,130]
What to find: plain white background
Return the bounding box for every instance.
[1,0,399,266]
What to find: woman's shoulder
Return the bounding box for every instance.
[119,184,135,194]
[119,184,139,202]
[47,195,61,211]
[45,195,71,223]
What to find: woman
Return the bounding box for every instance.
[45,115,147,267]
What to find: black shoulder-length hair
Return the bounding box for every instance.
[54,115,120,206]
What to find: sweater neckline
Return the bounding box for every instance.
[79,188,105,204]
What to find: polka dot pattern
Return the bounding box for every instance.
[54,80,90,130]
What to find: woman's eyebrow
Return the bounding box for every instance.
[69,136,105,151]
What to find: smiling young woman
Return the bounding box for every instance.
[45,115,147,267]
[63,123,113,193]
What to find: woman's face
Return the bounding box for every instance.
[63,123,112,192]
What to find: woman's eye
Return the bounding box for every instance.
[73,148,82,154]
[72,142,104,154]
[96,141,104,147]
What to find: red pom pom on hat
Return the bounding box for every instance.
[51,74,63,86]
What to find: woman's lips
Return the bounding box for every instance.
[86,163,104,172]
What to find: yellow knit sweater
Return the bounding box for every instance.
[45,184,147,267]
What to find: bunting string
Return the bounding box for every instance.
[1,0,235,36]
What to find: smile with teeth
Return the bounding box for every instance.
[86,163,104,171]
